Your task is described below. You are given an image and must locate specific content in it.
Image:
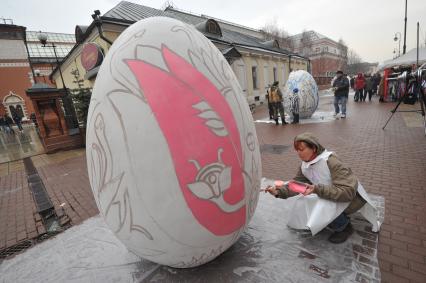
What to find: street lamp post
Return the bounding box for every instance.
[394,32,401,57]
[37,32,79,131]
[403,0,407,54]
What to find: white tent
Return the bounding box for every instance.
[377,47,426,71]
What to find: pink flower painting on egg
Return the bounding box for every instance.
[126,45,246,236]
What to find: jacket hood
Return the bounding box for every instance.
[294,132,325,155]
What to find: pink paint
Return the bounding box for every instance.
[288,181,307,194]
[274,180,284,187]
[126,46,245,235]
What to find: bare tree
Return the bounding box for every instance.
[337,38,348,72]
[161,1,176,10]
[299,30,313,56]
[347,48,362,65]
[261,18,294,51]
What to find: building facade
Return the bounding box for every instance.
[0,23,33,119]
[289,31,347,86]
[0,20,74,120]
[51,1,309,106]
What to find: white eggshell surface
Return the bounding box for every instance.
[283,70,319,118]
[86,17,261,268]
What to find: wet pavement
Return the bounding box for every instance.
[1,91,426,282]
[0,193,384,283]
[0,125,44,164]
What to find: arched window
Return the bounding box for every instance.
[3,91,27,119]
[196,19,222,37]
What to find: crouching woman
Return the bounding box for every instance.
[266,132,380,243]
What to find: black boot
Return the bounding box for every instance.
[275,118,279,125]
[328,223,354,244]
[292,113,299,124]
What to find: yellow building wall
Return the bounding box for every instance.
[53,27,308,106]
[53,31,120,90]
[238,55,294,103]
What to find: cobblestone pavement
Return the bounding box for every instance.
[0,125,45,164]
[1,94,426,282]
[0,149,92,254]
[254,94,426,283]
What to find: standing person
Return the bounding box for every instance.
[290,88,300,124]
[265,87,274,120]
[354,73,366,102]
[4,115,14,134]
[0,116,6,132]
[268,81,287,125]
[12,112,23,132]
[372,73,380,95]
[264,133,379,243]
[332,70,349,118]
[364,74,374,101]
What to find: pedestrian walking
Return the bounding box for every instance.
[12,112,23,132]
[354,73,366,102]
[364,74,374,101]
[0,116,6,132]
[4,115,14,134]
[372,73,381,95]
[332,70,349,118]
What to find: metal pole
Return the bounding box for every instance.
[417,22,419,67]
[398,37,401,57]
[22,28,37,83]
[403,0,407,54]
[51,43,67,91]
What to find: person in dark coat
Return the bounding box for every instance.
[4,115,14,134]
[332,70,350,118]
[12,112,23,132]
[364,75,374,101]
[290,88,300,124]
[0,116,6,132]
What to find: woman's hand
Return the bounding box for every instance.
[303,184,315,196]
[264,186,280,196]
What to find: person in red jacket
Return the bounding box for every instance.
[354,73,366,102]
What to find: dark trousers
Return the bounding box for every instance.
[360,89,366,101]
[16,121,23,131]
[328,213,350,232]
[292,113,299,124]
[272,102,286,124]
[268,102,274,119]
[367,90,373,101]
[355,89,363,101]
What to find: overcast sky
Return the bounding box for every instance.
[2,0,426,63]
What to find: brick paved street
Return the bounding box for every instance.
[1,94,426,282]
[254,95,426,283]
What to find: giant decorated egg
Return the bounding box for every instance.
[283,70,319,118]
[86,17,261,268]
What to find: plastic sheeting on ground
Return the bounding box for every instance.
[0,193,384,282]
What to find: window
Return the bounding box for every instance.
[273,67,277,82]
[205,20,222,36]
[315,47,320,53]
[207,21,219,34]
[252,66,258,89]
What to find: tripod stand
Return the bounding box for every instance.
[382,66,426,135]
